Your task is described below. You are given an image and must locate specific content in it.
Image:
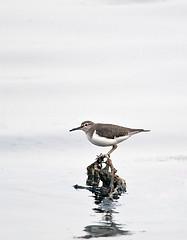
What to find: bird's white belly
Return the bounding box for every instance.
[87,130,130,147]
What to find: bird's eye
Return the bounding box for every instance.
[84,123,88,126]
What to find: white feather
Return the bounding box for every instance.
[87,130,130,147]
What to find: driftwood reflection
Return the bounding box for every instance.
[80,198,132,239]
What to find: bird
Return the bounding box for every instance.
[69,121,150,157]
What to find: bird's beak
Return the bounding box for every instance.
[69,126,82,132]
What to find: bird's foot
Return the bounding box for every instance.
[104,154,110,160]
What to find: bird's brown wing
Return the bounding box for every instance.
[94,124,149,139]
[95,124,132,139]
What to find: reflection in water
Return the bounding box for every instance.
[80,197,132,238]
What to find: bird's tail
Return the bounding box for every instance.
[130,129,150,134]
[141,129,151,132]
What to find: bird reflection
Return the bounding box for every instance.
[80,197,132,238]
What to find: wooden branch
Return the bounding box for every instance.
[74,154,126,201]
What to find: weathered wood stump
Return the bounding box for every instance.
[74,154,126,201]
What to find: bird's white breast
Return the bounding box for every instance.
[87,130,130,147]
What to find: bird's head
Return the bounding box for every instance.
[69,121,94,133]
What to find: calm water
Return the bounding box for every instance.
[1,147,186,240]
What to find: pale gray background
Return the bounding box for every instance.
[0,0,187,239]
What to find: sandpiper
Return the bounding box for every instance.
[70,121,150,156]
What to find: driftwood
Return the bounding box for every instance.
[74,154,126,200]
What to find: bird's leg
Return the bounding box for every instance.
[106,144,117,158]
[104,144,117,170]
